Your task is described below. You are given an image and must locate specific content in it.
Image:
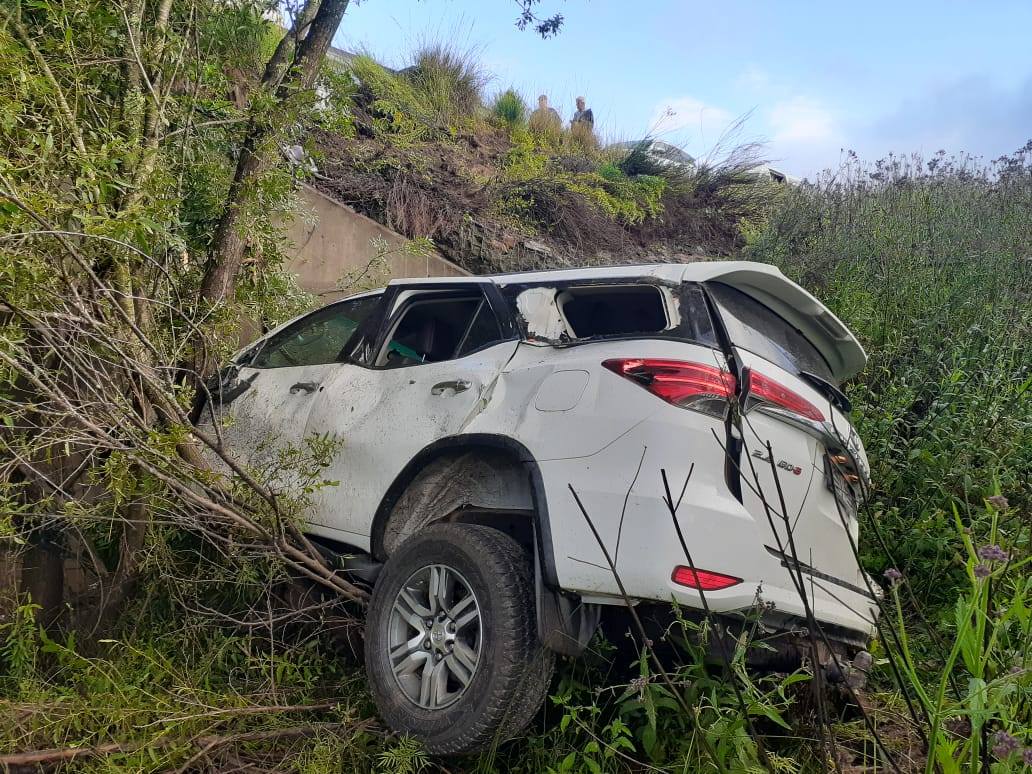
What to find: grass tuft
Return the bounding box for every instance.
[403,42,489,130]
[490,88,528,129]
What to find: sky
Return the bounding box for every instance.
[330,0,1032,179]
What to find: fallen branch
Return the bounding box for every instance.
[172,719,377,774]
[0,718,376,772]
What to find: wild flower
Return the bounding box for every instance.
[883,567,903,585]
[986,494,1010,510]
[977,544,1008,562]
[992,731,1020,760]
[974,564,992,579]
[1023,748,1032,766]
[629,675,648,699]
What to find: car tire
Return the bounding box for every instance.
[364,523,555,755]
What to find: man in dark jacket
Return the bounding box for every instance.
[571,96,594,129]
[570,96,597,148]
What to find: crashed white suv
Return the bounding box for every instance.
[200,262,875,753]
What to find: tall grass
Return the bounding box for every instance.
[605,128,775,254]
[403,42,489,130]
[746,146,1032,614]
[345,42,489,138]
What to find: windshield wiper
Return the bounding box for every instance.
[798,371,851,414]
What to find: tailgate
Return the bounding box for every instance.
[735,351,867,584]
[705,277,870,586]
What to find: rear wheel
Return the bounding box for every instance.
[365,524,554,754]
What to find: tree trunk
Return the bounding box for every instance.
[0,546,21,626]
[197,138,267,306]
[197,0,351,313]
[20,531,64,629]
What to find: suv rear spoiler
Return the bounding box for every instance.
[690,263,867,382]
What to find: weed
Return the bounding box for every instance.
[347,55,430,144]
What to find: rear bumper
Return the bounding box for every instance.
[537,412,879,641]
[624,602,870,675]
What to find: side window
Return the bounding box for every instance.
[251,294,382,368]
[456,300,504,357]
[379,294,505,368]
[559,285,668,337]
[708,282,835,383]
[681,283,718,347]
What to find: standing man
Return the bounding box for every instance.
[570,96,597,148]
[571,96,594,129]
[529,94,562,136]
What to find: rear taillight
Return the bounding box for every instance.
[671,566,742,590]
[602,358,736,418]
[745,369,825,422]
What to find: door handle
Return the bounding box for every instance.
[289,381,319,394]
[431,378,472,396]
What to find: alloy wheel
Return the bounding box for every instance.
[387,564,483,709]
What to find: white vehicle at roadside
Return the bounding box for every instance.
[197,261,877,754]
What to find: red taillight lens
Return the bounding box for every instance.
[671,566,742,590]
[602,358,736,417]
[746,369,825,422]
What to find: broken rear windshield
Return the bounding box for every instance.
[708,282,836,384]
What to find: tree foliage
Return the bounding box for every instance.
[0,0,367,638]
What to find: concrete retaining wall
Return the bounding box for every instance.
[282,185,469,302]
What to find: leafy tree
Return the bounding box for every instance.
[0,0,561,629]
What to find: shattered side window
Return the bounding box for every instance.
[509,281,721,348]
[560,285,668,337]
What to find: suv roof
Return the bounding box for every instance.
[389,261,720,287]
[385,261,867,381]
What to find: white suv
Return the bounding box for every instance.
[198,262,876,753]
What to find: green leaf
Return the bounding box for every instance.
[641,724,658,758]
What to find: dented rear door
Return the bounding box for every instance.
[301,284,519,545]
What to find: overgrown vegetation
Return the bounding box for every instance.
[1,0,1030,770]
[746,148,1032,614]
[743,148,1032,771]
[313,45,774,269]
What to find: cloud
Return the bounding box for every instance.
[762,76,1032,177]
[651,76,1032,179]
[768,97,840,144]
[735,65,772,93]
[649,96,734,145]
[751,96,847,177]
[860,74,1032,160]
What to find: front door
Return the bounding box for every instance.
[211,293,383,488]
[303,286,518,543]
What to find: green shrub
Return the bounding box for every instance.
[491,88,528,129]
[567,170,666,224]
[347,54,428,143]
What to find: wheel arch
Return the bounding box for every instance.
[369,434,560,589]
